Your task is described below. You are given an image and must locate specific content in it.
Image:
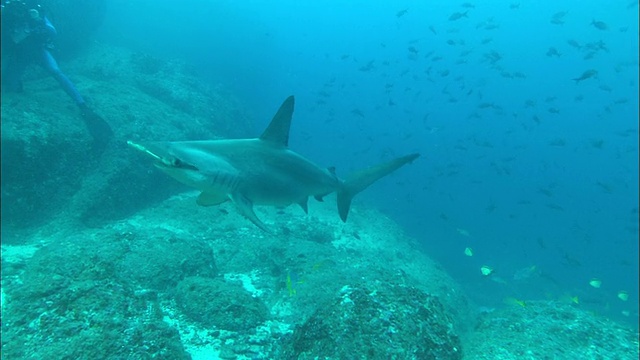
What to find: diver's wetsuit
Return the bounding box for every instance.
[2,15,86,106]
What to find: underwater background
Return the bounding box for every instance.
[1,0,639,359]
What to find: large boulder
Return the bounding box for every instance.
[277,281,462,360]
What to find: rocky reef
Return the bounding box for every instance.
[1,42,252,231]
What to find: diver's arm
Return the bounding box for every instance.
[27,15,56,44]
[42,16,56,37]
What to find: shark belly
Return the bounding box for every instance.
[240,176,336,206]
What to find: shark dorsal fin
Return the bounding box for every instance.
[259,96,295,147]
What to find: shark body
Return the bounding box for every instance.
[129,96,419,231]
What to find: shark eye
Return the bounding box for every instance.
[160,156,179,167]
[165,156,199,171]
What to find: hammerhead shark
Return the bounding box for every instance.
[128,96,419,231]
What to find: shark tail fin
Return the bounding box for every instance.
[337,153,420,222]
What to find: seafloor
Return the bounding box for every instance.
[1,43,638,359]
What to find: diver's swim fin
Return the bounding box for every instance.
[80,104,114,151]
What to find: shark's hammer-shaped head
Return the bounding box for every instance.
[127,140,237,192]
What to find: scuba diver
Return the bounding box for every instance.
[1,0,113,149]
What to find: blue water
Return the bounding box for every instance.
[98,0,638,326]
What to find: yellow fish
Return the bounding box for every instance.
[286,273,297,296]
[286,271,306,297]
[560,295,580,304]
[504,297,527,308]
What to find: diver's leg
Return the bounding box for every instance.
[39,49,85,104]
[39,49,113,149]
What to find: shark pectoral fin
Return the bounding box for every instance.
[298,198,309,214]
[196,192,229,207]
[314,191,332,202]
[231,193,270,232]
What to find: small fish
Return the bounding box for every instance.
[572,69,597,83]
[552,11,568,19]
[449,11,468,21]
[480,265,494,276]
[598,84,612,92]
[461,2,475,8]
[562,295,580,305]
[538,187,553,197]
[614,98,628,104]
[617,291,629,301]
[513,265,539,281]
[464,247,473,256]
[456,228,471,236]
[358,60,375,72]
[546,47,561,57]
[567,39,581,49]
[591,19,609,30]
[429,25,437,35]
[504,297,527,308]
[286,271,305,297]
[513,72,526,79]
[563,253,582,267]
[589,278,602,288]
[396,8,409,18]
[286,272,297,296]
[558,294,579,304]
[545,203,564,211]
[478,102,495,109]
